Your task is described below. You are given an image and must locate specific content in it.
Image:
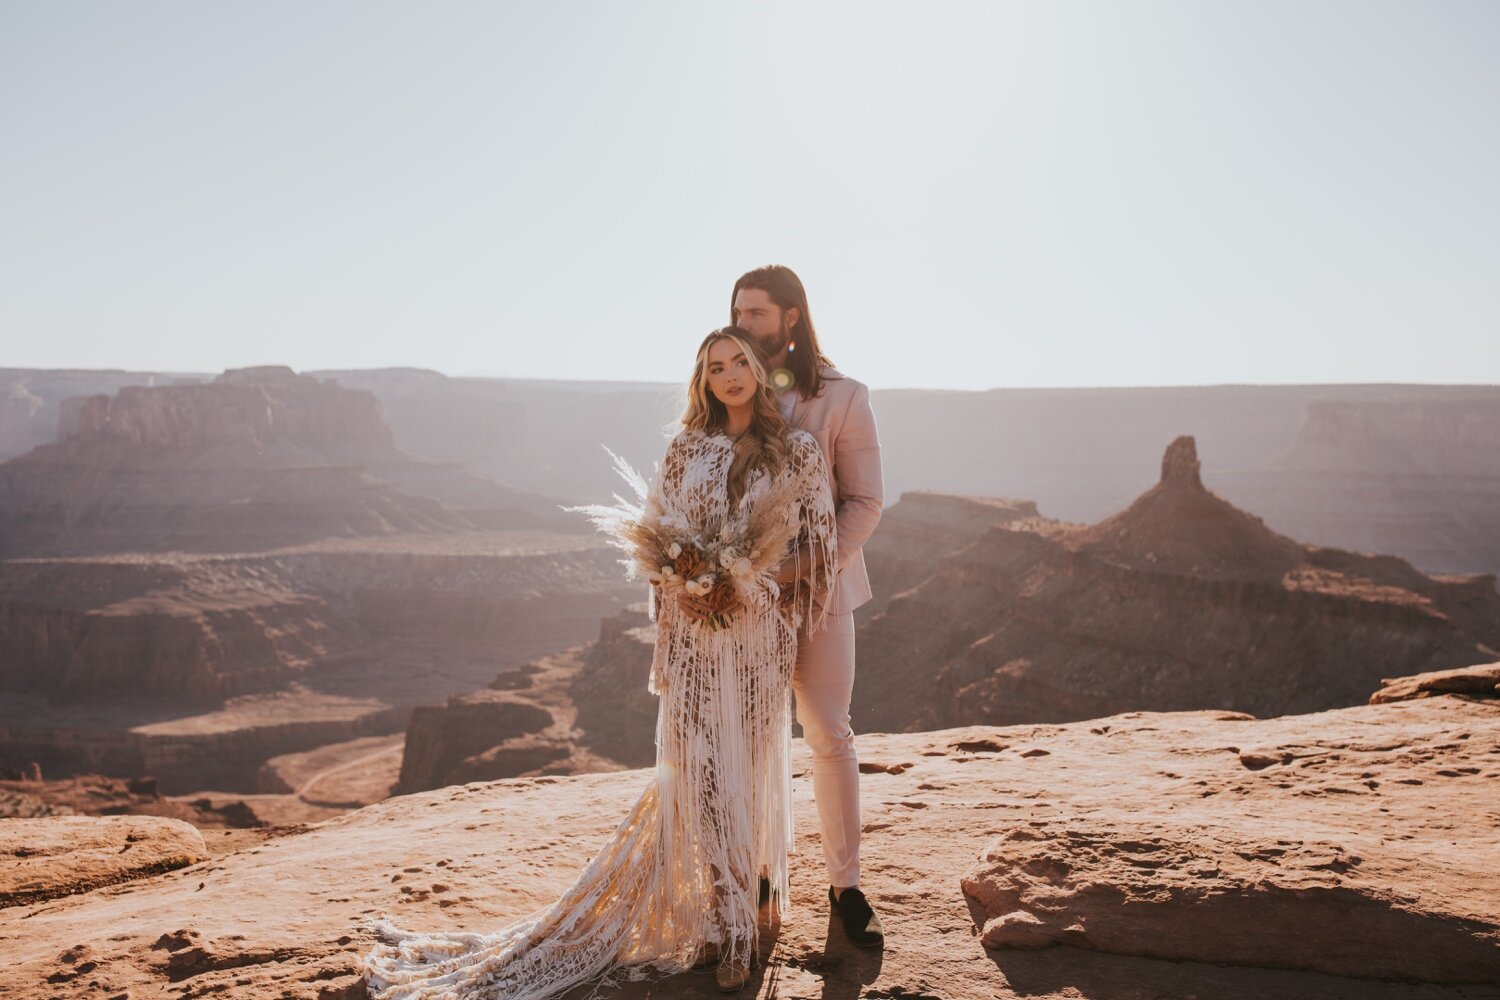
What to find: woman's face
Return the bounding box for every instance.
[704,336,759,408]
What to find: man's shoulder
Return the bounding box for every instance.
[813,366,867,401]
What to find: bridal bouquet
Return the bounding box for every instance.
[566,447,805,630]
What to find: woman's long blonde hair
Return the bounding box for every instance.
[682,326,792,507]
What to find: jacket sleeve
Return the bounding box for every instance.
[831,381,883,571]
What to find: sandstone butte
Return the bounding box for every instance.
[852,437,1500,733]
[1,663,1496,999]
[0,365,570,562]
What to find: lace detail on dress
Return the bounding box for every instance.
[361,428,835,1000]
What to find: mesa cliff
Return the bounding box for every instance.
[0,365,568,559]
[0,533,635,793]
[389,605,655,794]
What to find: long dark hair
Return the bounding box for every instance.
[730,265,836,400]
[681,327,791,506]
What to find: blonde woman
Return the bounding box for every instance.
[363,327,837,996]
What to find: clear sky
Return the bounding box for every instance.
[2,1,1496,390]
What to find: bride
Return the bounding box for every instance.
[362,326,838,997]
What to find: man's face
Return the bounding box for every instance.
[732,287,796,359]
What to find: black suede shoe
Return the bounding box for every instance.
[829,886,884,948]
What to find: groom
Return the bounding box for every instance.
[693,264,886,948]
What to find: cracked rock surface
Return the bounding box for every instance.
[2,684,1497,998]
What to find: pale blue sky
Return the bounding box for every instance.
[2,1,1496,390]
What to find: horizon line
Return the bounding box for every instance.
[4,364,1499,395]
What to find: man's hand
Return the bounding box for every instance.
[772,556,798,590]
[676,591,743,622]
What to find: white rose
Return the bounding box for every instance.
[667,542,682,559]
[684,579,701,595]
[718,546,740,569]
[731,557,752,577]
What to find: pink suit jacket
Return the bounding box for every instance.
[783,366,884,616]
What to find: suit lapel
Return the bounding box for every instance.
[788,365,834,430]
[789,391,810,430]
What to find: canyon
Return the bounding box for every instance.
[0,533,634,795]
[5,367,1499,577]
[853,436,1500,733]
[3,366,1497,854]
[378,438,1500,792]
[0,369,636,798]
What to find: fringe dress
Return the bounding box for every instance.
[361,427,837,999]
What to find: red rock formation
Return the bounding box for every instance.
[0,534,635,793]
[1212,395,1500,577]
[11,370,1500,575]
[963,816,1494,983]
[0,368,214,462]
[397,693,557,793]
[853,437,1500,733]
[393,613,640,794]
[0,772,264,829]
[0,815,209,909]
[570,605,657,767]
[1078,435,1305,580]
[857,491,1043,622]
[1291,398,1500,476]
[1369,661,1500,703]
[3,671,1495,996]
[56,366,398,459]
[0,365,566,558]
[0,560,339,703]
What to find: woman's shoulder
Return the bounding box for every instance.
[786,427,819,452]
[659,428,704,470]
[667,427,709,450]
[784,428,827,470]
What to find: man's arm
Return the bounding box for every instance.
[831,380,883,571]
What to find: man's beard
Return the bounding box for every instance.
[755,320,793,359]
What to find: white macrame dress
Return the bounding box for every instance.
[362,427,837,1000]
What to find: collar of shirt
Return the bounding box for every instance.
[776,388,796,425]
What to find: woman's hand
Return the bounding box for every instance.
[772,545,831,612]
